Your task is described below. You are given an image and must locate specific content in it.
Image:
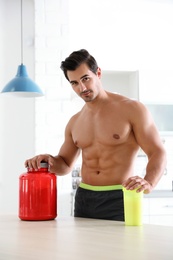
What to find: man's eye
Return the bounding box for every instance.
[71,82,78,86]
[83,77,90,82]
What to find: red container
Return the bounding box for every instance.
[19,162,57,221]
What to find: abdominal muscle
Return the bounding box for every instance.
[80,144,138,186]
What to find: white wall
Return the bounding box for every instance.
[34,0,73,216]
[68,0,173,103]
[0,0,35,213]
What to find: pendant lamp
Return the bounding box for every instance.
[1,0,44,97]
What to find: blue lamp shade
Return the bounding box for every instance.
[1,64,44,97]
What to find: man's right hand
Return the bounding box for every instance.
[25,154,54,171]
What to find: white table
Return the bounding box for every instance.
[0,215,173,260]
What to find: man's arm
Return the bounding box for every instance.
[25,116,80,175]
[123,101,167,193]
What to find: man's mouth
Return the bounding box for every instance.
[81,90,91,96]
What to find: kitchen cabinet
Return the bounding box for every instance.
[143,197,173,226]
[149,198,173,215]
[144,104,173,132]
[101,70,139,100]
[101,69,173,103]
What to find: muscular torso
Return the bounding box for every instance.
[71,93,139,186]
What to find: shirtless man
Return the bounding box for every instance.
[25,49,166,221]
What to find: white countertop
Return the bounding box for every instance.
[0,215,173,260]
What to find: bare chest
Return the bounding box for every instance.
[72,112,132,149]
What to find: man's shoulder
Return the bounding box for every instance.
[109,92,136,105]
[68,109,83,125]
[110,93,148,115]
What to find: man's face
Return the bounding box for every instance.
[67,63,101,102]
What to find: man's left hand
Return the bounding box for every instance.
[122,176,153,194]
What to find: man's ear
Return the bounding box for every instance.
[96,67,102,79]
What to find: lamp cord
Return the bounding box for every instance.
[21,0,23,64]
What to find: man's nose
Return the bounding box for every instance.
[79,82,87,92]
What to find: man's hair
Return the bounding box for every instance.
[60,49,98,81]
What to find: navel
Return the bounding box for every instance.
[113,134,120,139]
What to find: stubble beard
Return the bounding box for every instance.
[80,90,95,102]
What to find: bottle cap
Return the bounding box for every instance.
[40,161,48,168]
